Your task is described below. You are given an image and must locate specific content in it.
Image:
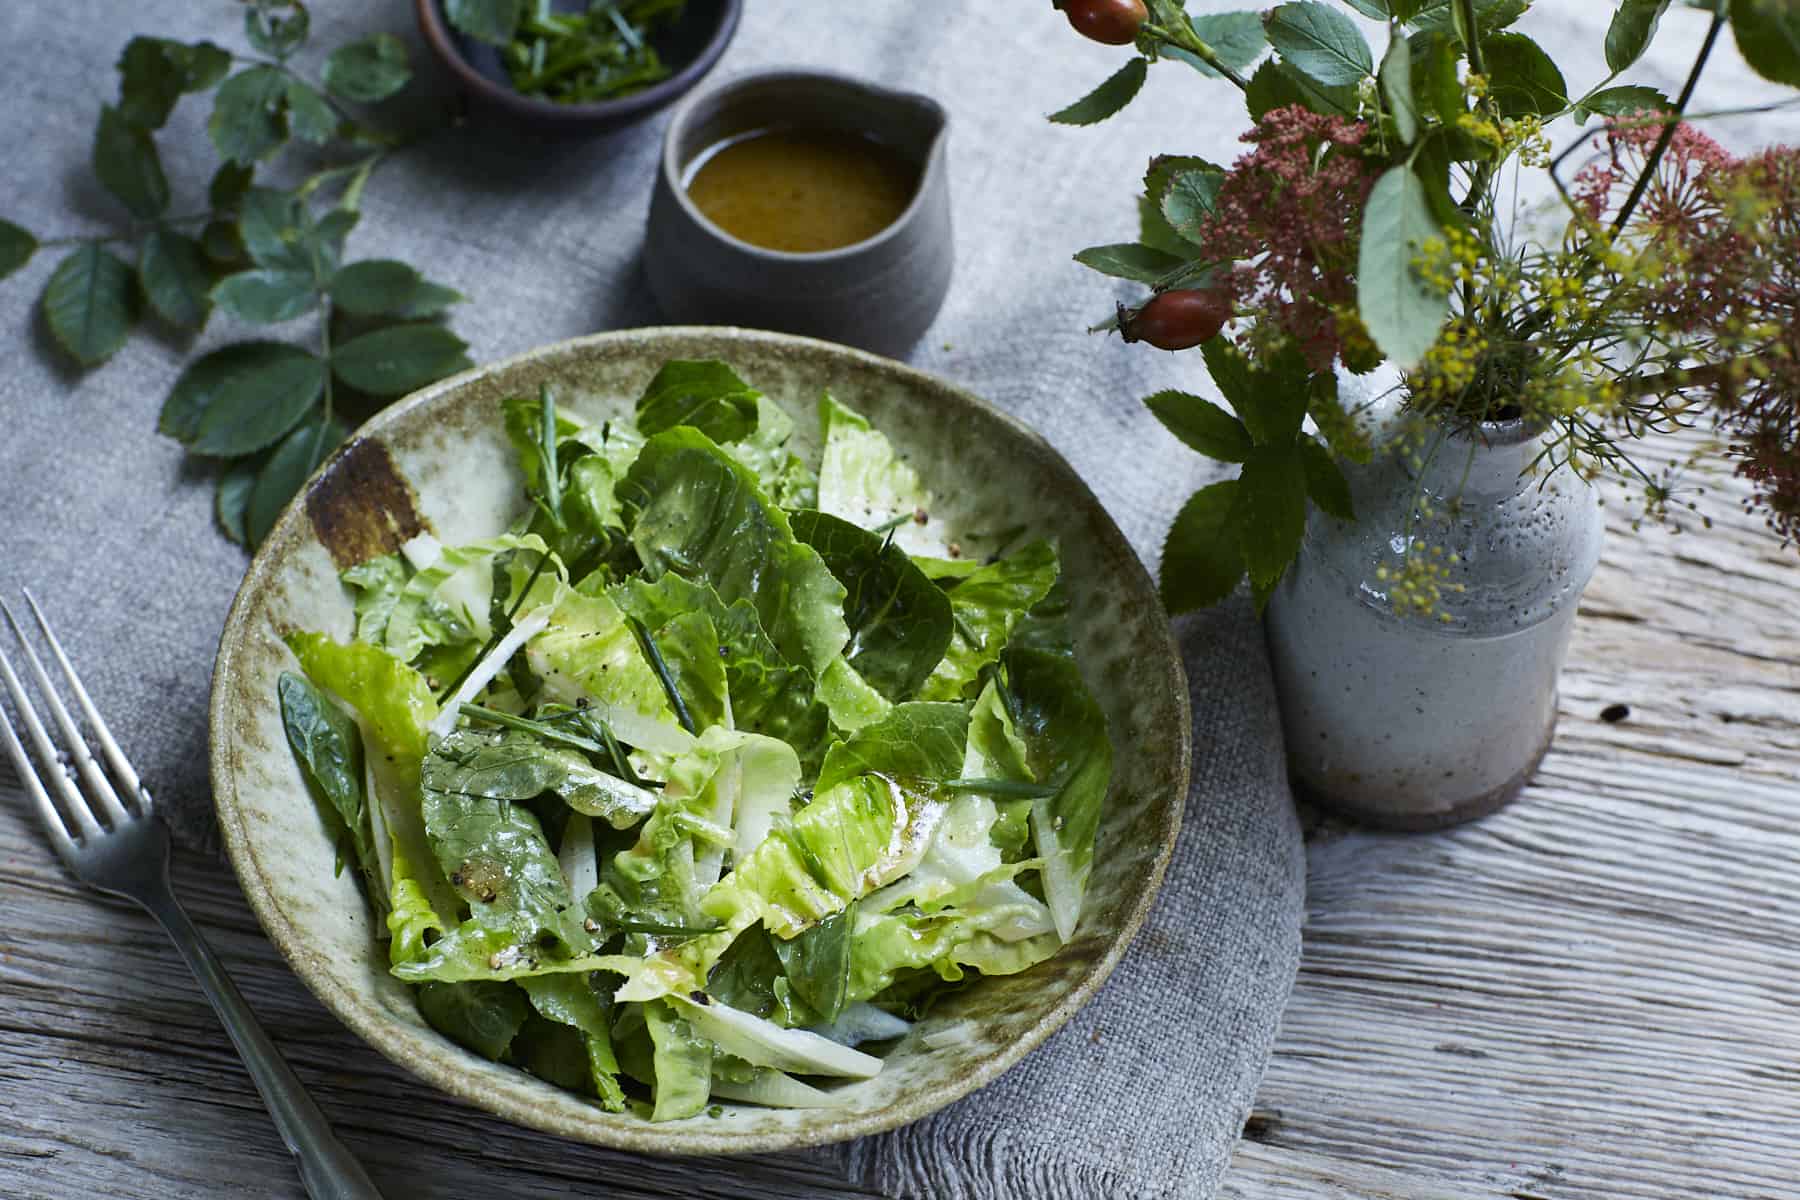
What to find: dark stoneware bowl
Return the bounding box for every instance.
[414,0,742,133]
[646,71,954,358]
[210,327,1188,1154]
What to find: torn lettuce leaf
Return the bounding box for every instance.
[644,999,714,1122]
[723,394,818,511]
[817,393,942,558]
[381,533,557,667]
[635,359,761,443]
[417,979,531,1061]
[917,540,1060,702]
[528,587,696,756]
[341,554,408,646]
[791,509,953,702]
[287,633,457,965]
[277,671,383,915]
[520,973,628,1111]
[620,427,849,678]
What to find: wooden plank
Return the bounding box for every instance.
[1225,425,1800,1200]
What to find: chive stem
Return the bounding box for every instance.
[628,616,697,734]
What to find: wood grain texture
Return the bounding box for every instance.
[1223,425,1800,1200]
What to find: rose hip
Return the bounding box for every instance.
[1063,0,1148,46]
[1122,288,1233,350]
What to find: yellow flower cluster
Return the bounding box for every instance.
[1375,542,1466,623]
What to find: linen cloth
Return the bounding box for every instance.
[0,2,1305,1196]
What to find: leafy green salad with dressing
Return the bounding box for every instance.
[277,359,1112,1120]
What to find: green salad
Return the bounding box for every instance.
[278,359,1112,1120]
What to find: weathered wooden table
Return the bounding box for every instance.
[4,427,1793,1199]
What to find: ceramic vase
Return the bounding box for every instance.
[1265,407,1604,830]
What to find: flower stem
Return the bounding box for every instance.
[1609,8,1727,236]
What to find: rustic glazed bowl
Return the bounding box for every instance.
[209,327,1190,1155]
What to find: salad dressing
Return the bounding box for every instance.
[683,127,919,253]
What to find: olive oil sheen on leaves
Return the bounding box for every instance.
[683,127,918,254]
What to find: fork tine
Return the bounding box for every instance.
[0,600,130,827]
[0,637,102,839]
[0,698,78,863]
[21,589,148,813]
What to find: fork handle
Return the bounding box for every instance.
[143,886,385,1200]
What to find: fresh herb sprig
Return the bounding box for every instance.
[448,0,684,105]
[0,0,472,549]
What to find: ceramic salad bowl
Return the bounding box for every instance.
[208,326,1189,1154]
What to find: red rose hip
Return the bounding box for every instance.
[1064,0,1148,46]
[1123,288,1233,350]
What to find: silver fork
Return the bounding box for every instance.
[0,592,384,1200]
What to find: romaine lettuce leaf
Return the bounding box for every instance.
[1006,606,1113,943]
[791,510,953,702]
[425,727,656,829]
[287,633,457,965]
[620,427,849,678]
[672,995,879,1079]
[644,999,713,1122]
[635,359,760,443]
[613,573,829,759]
[341,553,407,646]
[817,656,891,732]
[917,540,1060,702]
[817,393,942,558]
[724,395,818,510]
[520,973,628,1111]
[709,1066,843,1108]
[277,671,383,915]
[528,588,696,756]
[816,701,971,792]
[416,979,530,1061]
[382,533,556,667]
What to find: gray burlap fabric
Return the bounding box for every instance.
[0,2,1304,1196]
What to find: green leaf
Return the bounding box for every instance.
[249,416,345,546]
[417,980,530,1061]
[213,268,317,324]
[1159,165,1225,243]
[245,0,311,59]
[1145,390,1254,462]
[1263,2,1374,85]
[285,80,338,144]
[1356,166,1447,370]
[42,245,138,367]
[621,428,849,678]
[238,189,313,272]
[790,510,954,702]
[210,67,290,164]
[1200,339,1310,444]
[1340,0,1391,15]
[169,341,326,456]
[216,458,258,545]
[311,209,359,279]
[1731,0,1800,86]
[177,41,233,91]
[328,259,464,318]
[115,38,184,129]
[916,540,1060,703]
[1380,32,1420,144]
[817,393,936,557]
[139,231,213,328]
[0,220,37,280]
[210,161,254,212]
[331,323,473,396]
[446,0,524,46]
[1409,30,1464,124]
[1480,33,1569,116]
[1407,0,1529,33]
[772,904,855,1023]
[1049,57,1148,126]
[634,359,761,443]
[1607,0,1672,72]
[279,671,381,907]
[1577,84,1675,122]
[1233,443,1308,592]
[1073,242,1184,284]
[92,105,168,220]
[1160,480,1245,612]
[1298,434,1354,521]
[324,33,412,103]
[1166,12,1268,77]
[1245,57,1357,119]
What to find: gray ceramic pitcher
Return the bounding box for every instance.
[645,69,953,358]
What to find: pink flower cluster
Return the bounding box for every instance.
[1191,104,1378,370]
[1577,116,1800,542]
